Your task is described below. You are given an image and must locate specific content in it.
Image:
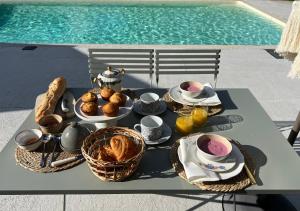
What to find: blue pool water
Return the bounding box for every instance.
[0,3,282,45]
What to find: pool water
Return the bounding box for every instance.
[0,3,282,45]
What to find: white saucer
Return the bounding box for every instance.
[133,99,167,116]
[136,124,172,145]
[177,137,245,180]
[169,84,221,106]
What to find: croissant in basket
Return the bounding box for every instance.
[98,145,116,162]
[97,135,138,162]
[110,135,138,162]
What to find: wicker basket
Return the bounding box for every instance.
[81,127,145,182]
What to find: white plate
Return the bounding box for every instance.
[169,85,221,106]
[74,94,133,123]
[133,99,167,116]
[177,138,245,180]
[136,124,172,145]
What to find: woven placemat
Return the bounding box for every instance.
[162,93,223,116]
[15,142,84,173]
[170,138,255,192]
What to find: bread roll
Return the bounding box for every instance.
[109,92,126,106]
[102,102,119,117]
[35,77,66,123]
[100,87,115,101]
[110,135,138,162]
[81,102,98,116]
[81,92,97,103]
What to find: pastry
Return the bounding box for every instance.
[81,92,97,103]
[109,92,126,106]
[97,145,116,162]
[100,87,115,101]
[81,102,98,116]
[101,102,119,117]
[110,135,138,162]
[35,77,67,123]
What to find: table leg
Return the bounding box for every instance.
[63,194,66,211]
[233,193,236,211]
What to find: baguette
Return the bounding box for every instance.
[35,77,67,123]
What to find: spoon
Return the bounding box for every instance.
[40,134,52,168]
[48,135,61,167]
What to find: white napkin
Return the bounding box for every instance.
[179,139,220,183]
[197,83,221,106]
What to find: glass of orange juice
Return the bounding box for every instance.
[175,113,194,135]
[191,107,208,127]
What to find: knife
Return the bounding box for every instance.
[50,155,84,167]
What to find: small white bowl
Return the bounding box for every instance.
[37,114,63,134]
[196,134,232,162]
[15,129,43,151]
[180,81,204,98]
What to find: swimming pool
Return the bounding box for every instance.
[0,2,282,45]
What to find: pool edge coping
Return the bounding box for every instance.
[0,43,279,49]
[239,1,286,27]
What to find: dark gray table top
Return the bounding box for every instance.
[0,88,299,194]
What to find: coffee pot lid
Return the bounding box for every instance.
[98,66,124,82]
[61,122,90,150]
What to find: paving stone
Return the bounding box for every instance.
[65,194,222,211]
[0,195,64,211]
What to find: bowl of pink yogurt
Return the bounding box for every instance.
[196,134,232,162]
[179,81,204,98]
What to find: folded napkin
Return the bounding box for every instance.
[179,139,220,183]
[198,83,221,106]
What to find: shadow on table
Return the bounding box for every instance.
[217,90,238,110]
[194,114,244,133]
[242,145,267,186]
[132,147,177,180]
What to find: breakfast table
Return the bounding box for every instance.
[0,88,300,195]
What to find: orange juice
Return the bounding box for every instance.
[192,107,208,127]
[176,115,193,135]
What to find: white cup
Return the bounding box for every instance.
[134,115,163,141]
[140,92,160,113]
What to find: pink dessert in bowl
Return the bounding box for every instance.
[179,81,204,98]
[196,134,232,162]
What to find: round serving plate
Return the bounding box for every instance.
[74,94,133,124]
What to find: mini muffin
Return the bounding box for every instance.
[102,102,119,117]
[100,87,115,101]
[81,102,98,116]
[109,92,126,106]
[81,92,98,103]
